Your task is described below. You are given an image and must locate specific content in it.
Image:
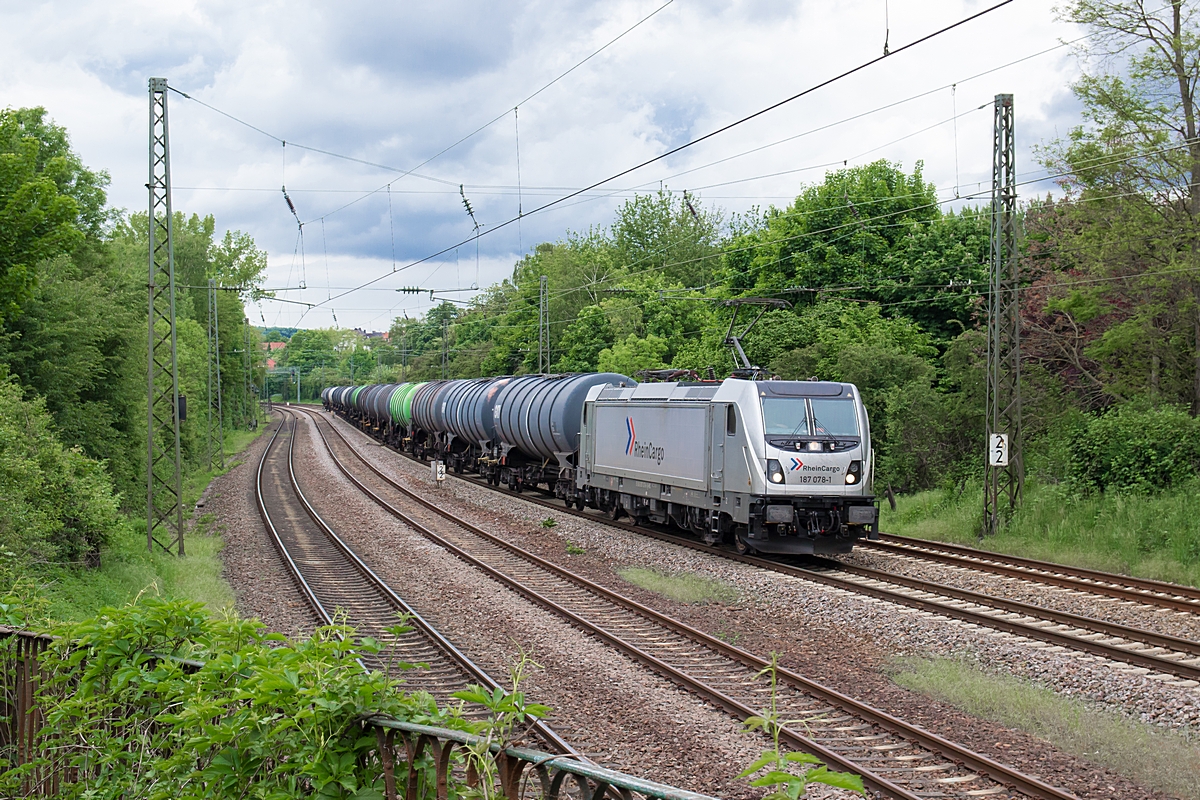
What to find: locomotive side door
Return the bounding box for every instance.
[709,403,725,494]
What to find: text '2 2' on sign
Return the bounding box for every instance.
[988,434,1009,467]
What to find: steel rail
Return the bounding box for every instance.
[329,411,1199,683]
[811,560,1200,661]
[260,410,578,757]
[867,536,1200,614]
[495,474,1200,680]
[305,407,1079,800]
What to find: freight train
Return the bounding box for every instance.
[322,374,878,555]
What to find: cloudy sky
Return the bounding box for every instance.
[1,0,1084,331]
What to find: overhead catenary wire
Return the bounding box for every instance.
[174,12,1091,331]
[169,0,678,229]
[259,137,1198,334]
[299,0,1016,321]
[170,33,1089,203]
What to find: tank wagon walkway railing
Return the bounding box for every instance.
[0,627,719,800]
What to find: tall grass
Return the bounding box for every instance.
[617,567,739,604]
[881,479,1200,587]
[889,656,1200,799]
[36,425,262,622]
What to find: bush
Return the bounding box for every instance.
[1067,405,1200,493]
[1,597,469,799]
[0,375,120,572]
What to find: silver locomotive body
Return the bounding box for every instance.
[572,379,877,555]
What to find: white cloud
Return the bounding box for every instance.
[1,0,1083,329]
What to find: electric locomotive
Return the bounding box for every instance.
[569,377,875,555]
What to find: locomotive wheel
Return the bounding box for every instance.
[575,495,587,512]
[562,495,573,509]
[607,504,623,521]
[734,534,755,555]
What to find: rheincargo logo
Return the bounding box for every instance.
[625,417,665,464]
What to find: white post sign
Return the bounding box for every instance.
[988,434,1009,467]
[432,460,446,483]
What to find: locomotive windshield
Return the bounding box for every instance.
[810,398,859,436]
[762,399,810,436]
[761,398,859,437]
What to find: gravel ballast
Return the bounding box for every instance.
[285,410,832,799]
[315,410,1189,800]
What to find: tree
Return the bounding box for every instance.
[282,329,336,371]
[1045,0,1200,409]
[597,334,669,376]
[0,107,110,236]
[553,305,614,372]
[0,134,82,326]
[722,161,939,296]
[0,374,121,572]
[611,189,723,288]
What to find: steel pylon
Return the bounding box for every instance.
[984,93,1022,536]
[207,278,226,472]
[147,77,185,555]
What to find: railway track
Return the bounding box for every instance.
[317,407,1200,685]
[298,406,1079,800]
[863,535,1200,615]
[258,410,576,755]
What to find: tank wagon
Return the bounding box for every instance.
[323,375,877,554]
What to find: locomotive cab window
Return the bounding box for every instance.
[726,404,736,435]
[810,398,859,436]
[761,398,810,436]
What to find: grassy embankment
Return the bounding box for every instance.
[883,484,1200,796]
[881,479,1200,587]
[890,656,1200,799]
[37,426,263,622]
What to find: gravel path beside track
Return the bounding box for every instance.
[200,420,318,638]
[320,412,1183,800]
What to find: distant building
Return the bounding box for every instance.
[261,341,287,352]
[354,327,387,341]
[266,358,277,370]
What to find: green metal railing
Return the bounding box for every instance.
[0,628,719,800]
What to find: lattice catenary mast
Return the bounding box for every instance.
[538,274,549,373]
[207,278,225,471]
[984,93,1022,536]
[146,77,185,555]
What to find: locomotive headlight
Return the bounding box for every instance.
[845,460,862,485]
[767,459,785,484]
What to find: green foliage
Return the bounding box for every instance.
[0,375,120,574]
[553,305,613,372]
[0,107,110,236]
[598,333,669,375]
[1067,405,1200,493]
[284,328,338,370]
[739,655,864,798]
[539,517,557,528]
[722,160,941,295]
[0,117,84,325]
[882,478,1200,586]
[451,647,551,800]
[0,252,144,495]
[2,597,468,799]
